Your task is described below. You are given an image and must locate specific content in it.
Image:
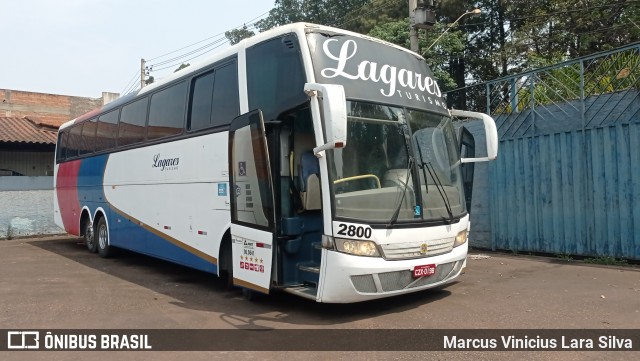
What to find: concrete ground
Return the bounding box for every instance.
[0,236,638,360]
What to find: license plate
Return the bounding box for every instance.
[413,264,436,278]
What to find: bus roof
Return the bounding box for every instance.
[59,22,425,131]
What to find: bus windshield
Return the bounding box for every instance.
[327,101,465,224]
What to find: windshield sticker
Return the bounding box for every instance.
[308,33,449,114]
[415,205,421,217]
[320,39,442,99]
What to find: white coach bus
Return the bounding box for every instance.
[53,23,498,303]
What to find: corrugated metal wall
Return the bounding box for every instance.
[448,44,640,259]
[490,124,640,258]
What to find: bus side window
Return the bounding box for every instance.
[96,109,119,152]
[210,62,239,127]
[56,131,67,163]
[147,81,187,140]
[79,118,97,155]
[66,124,82,158]
[188,61,239,132]
[118,97,148,146]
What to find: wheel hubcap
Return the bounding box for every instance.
[86,224,94,245]
[99,225,108,248]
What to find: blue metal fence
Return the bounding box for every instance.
[447,43,640,259]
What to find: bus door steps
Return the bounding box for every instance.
[298,264,320,273]
[311,242,322,264]
[284,285,318,300]
[297,262,320,285]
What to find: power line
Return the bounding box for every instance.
[151,39,232,72]
[122,10,268,92]
[148,36,229,67]
[146,10,270,62]
[149,23,260,72]
[120,70,141,95]
[335,0,395,28]
[456,1,640,29]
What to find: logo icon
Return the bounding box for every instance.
[7,331,40,349]
[420,243,428,255]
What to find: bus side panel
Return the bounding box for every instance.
[55,159,82,235]
[102,133,229,274]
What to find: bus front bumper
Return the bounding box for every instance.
[317,243,468,303]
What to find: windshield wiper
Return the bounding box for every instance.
[387,156,413,228]
[422,161,454,222]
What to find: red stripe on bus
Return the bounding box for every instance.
[55,160,82,236]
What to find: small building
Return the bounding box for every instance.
[0,116,58,176]
[0,89,118,238]
[0,89,119,176]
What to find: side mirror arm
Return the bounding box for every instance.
[449,109,499,163]
[304,83,347,156]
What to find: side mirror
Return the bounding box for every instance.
[450,109,498,163]
[304,83,347,154]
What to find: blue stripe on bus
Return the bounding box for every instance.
[75,156,217,274]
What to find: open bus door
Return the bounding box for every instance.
[228,110,276,294]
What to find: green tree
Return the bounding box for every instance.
[174,63,190,72]
[368,18,466,91]
[255,0,370,31]
[225,25,255,45]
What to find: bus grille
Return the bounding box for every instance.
[349,261,462,294]
[379,237,455,260]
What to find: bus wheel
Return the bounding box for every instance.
[221,242,235,290]
[84,220,97,253]
[96,217,114,258]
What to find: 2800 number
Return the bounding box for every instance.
[336,223,372,239]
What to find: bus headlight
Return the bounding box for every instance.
[335,238,381,257]
[453,230,468,247]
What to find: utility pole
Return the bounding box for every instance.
[140,58,146,89]
[409,0,419,53]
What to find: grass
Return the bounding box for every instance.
[555,253,574,261]
[583,256,628,266]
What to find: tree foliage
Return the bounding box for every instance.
[225,25,255,45]
[174,63,190,72]
[244,0,640,94]
[368,18,466,91]
[255,0,369,31]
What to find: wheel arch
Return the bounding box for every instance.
[216,226,232,276]
[92,207,110,245]
[79,207,92,237]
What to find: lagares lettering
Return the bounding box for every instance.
[320,39,442,99]
[152,153,180,171]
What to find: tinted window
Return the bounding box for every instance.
[96,109,119,152]
[211,63,240,127]
[189,62,240,131]
[247,34,306,121]
[79,118,97,155]
[66,124,83,158]
[56,132,67,162]
[118,98,148,146]
[189,71,215,131]
[147,81,187,140]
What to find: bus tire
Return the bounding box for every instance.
[95,217,114,258]
[221,240,235,290]
[84,219,97,253]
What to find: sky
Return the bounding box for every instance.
[2,0,275,97]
